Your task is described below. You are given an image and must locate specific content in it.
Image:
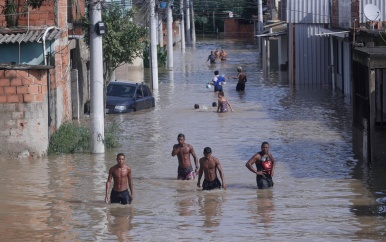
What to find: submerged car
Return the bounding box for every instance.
[105,81,155,114]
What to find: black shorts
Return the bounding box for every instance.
[256,175,274,189]
[203,178,222,190]
[110,189,132,204]
[236,83,245,91]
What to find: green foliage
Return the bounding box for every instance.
[157,45,167,67]
[104,121,121,149]
[82,3,148,85]
[48,122,121,154]
[48,122,90,154]
[143,44,167,68]
[183,0,261,34]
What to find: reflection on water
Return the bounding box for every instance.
[106,206,134,241]
[0,38,386,240]
[198,192,225,230]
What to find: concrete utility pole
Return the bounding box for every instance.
[180,0,185,51]
[190,0,196,44]
[257,0,263,34]
[150,0,159,89]
[185,0,191,44]
[90,0,105,154]
[157,13,163,46]
[167,1,174,69]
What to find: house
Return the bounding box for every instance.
[284,0,386,163]
[0,0,88,157]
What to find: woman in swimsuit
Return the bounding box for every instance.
[217,91,234,113]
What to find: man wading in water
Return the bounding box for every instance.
[197,147,227,190]
[172,133,199,180]
[245,142,276,189]
[229,66,247,91]
[105,153,134,204]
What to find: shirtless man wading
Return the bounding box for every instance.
[197,147,226,190]
[172,133,199,180]
[105,153,134,204]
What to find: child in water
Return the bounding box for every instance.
[217,91,233,113]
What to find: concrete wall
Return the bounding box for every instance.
[0,69,49,158]
[0,0,73,157]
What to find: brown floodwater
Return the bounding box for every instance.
[0,38,385,241]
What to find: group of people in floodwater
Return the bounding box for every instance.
[206,48,227,64]
[104,47,273,205]
[105,135,276,205]
[204,57,248,113]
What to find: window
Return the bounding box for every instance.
[142,85,149,97]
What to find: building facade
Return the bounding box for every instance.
[0,0,87,157]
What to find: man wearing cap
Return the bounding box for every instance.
[229,66,247,91]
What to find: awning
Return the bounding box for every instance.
[0,27,62,44]
[315,28,350,38]
[255,30,287,37]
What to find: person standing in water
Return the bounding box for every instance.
[215,48,221,60]
[172,133,200,180]
[207,51,216,64]
[209,70,225,93]
[245,142,276,189]
[217,91,233,113]
[220,48,227,61]
[105,153,134,204]
[197,147,227,190]
[229,66,247,91]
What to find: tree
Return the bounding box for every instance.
[83,3,148,85]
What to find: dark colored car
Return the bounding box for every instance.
[105,81,155,114]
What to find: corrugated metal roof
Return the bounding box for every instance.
[0,28,61,44]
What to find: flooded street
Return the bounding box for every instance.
[1,38,385,241]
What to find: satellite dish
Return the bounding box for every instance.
[364,4,381,21]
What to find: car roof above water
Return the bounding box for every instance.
[109,81,139,86]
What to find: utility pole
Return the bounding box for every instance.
[180,0,185,51]
[167,1,174,69]
[190,0,196,45]
[257,0,264,58]
[150,0,159,89]
[185,0,191,44]
[90,0,105,154]
[258,0,263,34]
[157,12,163,46]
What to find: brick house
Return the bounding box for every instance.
[0,0,87,157]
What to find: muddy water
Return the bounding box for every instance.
[0,38,385,241]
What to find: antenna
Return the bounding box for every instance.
[364,4,381,30]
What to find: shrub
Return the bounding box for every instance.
[48,122,121,154]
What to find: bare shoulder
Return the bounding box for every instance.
[212,156,220,164]
[109,165,118,172]
[248,153,260,162]
[124,165,132,171]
